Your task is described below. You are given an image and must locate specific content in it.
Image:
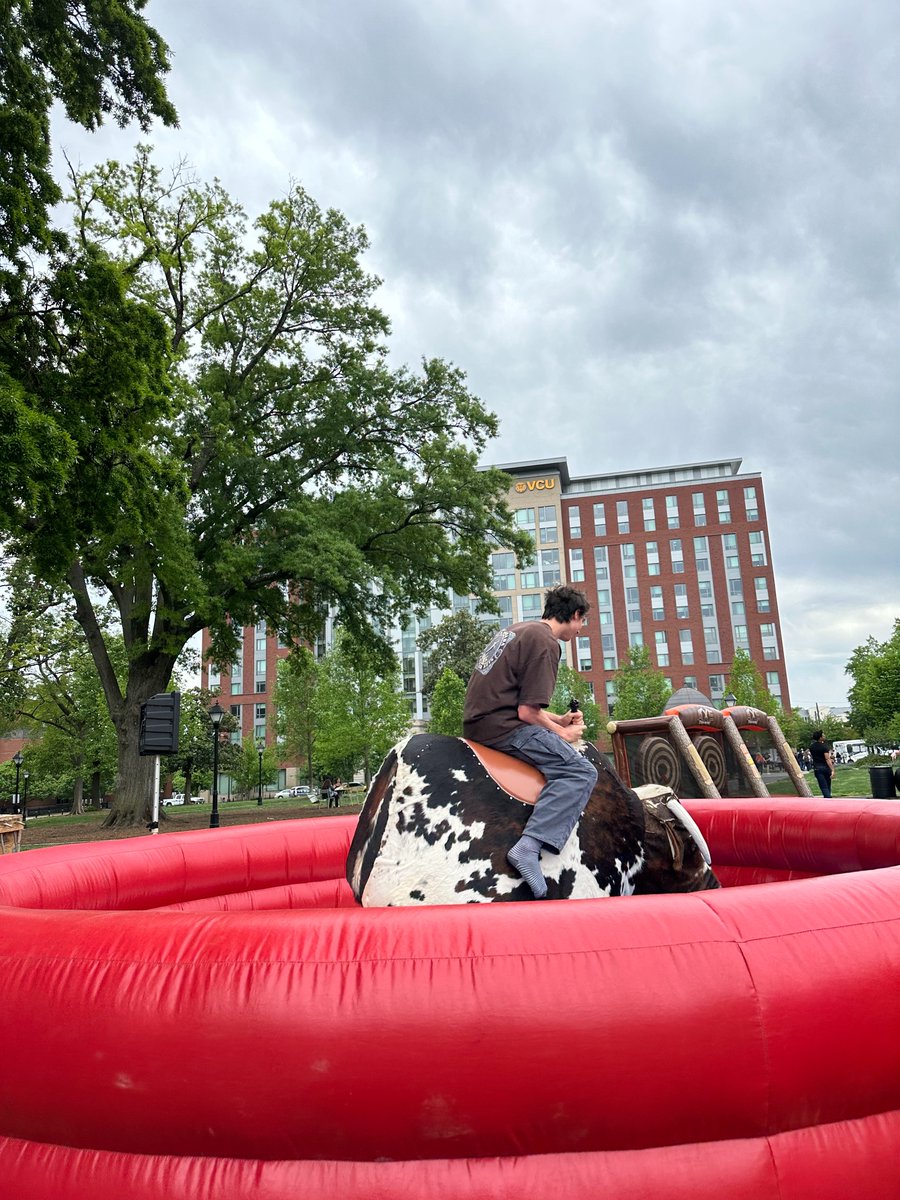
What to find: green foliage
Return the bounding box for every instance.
[0,574,122,808]
[728,648,779,715]
[609,645,672,721]
[313,632,410,784]
[228,735,280,802]
[549,662,601,741]
[428,668,466,736]
[416,610,498,696]
[273,650,318,782]
[2,148,530,824]
[846,621,900,745]
[0,0,176,269]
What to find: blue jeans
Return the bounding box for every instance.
[814,768,832,798]
[496,725,598,852]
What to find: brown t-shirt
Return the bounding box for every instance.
[463,621,561,746]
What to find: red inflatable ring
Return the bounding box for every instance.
[0,798,898,1198]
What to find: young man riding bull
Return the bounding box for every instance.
[463,585,597,899]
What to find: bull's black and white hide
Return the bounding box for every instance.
[346,734,720,905]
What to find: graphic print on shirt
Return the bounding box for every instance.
[474,629,517,674]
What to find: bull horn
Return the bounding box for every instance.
[665,797,712,866]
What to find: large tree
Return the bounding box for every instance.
[416,610,498,696]
[727,648,780,715]
[1,574,122,811]
[273,649,319,787]
[427,667,467,736]
[4,150,530,824]
[846,621,900,745]
[1,2,177,523]
[313,632,411,786]
[609,645,672,721]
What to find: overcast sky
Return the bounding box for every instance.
[52,0,899,709]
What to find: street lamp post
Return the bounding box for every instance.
[12,751,23,820]
[22,771,29,825]
[209,702,225,829]
[723,692,737,710]
[256,738,265,806]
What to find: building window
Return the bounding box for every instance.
[540,548,561,584]
[622,542,635,560]
[577,636,592,670]
[650,585,664,620]
[666,495,679,528]
[642,497,656,531]
[693,536,709,574]
[692,493,706,525]
[597,589,611,606]
[729,578,743,596]
[593,503,606,537]
[763,646,779,660]
[766,671,781,696]
[538,505,557,544]
[493,572,516,590]
[733,624,749,646]
[515,507,535,529]
[683,675,697,689]
[603,655,616,670]
[698,580,713,600]
[670,538,684,572]
[229,704,242,745]
[568,506,582,538]
[568,548,585,582]
[732,601,745,616]
[708,674,725,696]
[628,608,642,624]
[594,545,609,580]
[599,611,613,624]
[498,596,513,628]
[674,583,689,619]
[520,593,542,620]
[624,564,637,579]
[601,633,615,652]
[617,500,630,533]
[717,489,731,523]
[629,632,644,646]
[744,486,758,521]
[749,530,767,567]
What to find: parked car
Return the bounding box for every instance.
[161,794,185,807]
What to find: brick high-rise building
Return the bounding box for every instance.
[487,455,790,712]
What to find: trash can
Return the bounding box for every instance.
[869,765,897,799]
[0,815,23,853]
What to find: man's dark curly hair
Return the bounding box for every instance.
[542,585,590,623]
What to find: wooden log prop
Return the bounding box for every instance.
[667,716,721,799]
[721,716,769,798]
[767,714,814,798]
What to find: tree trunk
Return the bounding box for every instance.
[71,774,85,816]
[102,662,176,827]
[90,764,102,808]
[103,713,156,827]
[184,762,193,805]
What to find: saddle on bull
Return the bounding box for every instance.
[347,733,719,904]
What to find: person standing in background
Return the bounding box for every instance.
[809,731,835,798]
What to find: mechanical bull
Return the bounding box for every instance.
[347,733,719,904]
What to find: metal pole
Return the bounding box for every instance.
[22,772,29,825]
[13,755,21,819]
[257,747,263,806]
[149,756,161,835]
[210,729,220,829]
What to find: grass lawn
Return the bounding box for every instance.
[15,791,366,852]
[766,764,896,798]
